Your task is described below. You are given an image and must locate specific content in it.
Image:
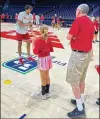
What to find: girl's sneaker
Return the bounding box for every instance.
[31,92,47,100]
[46,93,51,98]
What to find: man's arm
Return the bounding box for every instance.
[18,20,31,27]
[29,22,33,34]
[67,34,77,40]
[29,15,35,36]
[67,19,79,41]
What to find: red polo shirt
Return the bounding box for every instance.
[33,37,53,58]
[69,16,94,52]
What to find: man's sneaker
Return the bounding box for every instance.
[46,93,51,98]
[96,40,99,42]
[71,99,85,109]
[31,92,47,100]
[67,107,85,118]
[96,98,100,106]
[27,57,35,61]
[19,58,24,64]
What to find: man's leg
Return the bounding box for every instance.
[18,41,24,64]
[79,64,89,104]
[26,41,30,57]
[18,41,22,57]
[66,51,88,118]
[26,40,35,61]
[71,84,83,111]
[79,81,85,104]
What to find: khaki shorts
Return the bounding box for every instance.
[66,50,92,85]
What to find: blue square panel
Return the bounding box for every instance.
[2,57,37,74]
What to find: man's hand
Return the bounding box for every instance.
[72,36,77,40]
[29,22,33,27]
[31,32,36,37]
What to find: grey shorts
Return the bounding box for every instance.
[66,50,92,85]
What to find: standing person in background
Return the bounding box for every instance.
[54,14,58,28]
[95,65,100,106]
[59,16,63,27]
[5,13,9,22]
[51,16,55,28]
[33,13,36,25]
[93,17,99,43]
[16,5,35,64]
[1,14,5,22]
[15,13,18,22]
[31,25,54,99]
[40,14,45,25]
[66,4,94,118]
[56,17,61,30]
[36,14,40,27]
[6,13,9,19]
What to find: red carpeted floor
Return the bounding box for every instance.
[1,30,64,49]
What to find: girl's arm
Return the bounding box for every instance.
[33,39,40,55]
[50,41,54,52]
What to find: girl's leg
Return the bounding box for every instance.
[46,70,50,94]
[39,70,47,95]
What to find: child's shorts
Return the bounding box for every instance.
[38,55,52,71]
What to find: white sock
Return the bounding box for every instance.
[76,98,83,111]
[81,94,84,104]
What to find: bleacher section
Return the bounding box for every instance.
[3,5,53,15]
[1,3,99,26]
[93,6,100,17]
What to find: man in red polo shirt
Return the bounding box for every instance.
[66,4,94,118]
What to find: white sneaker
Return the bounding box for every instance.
[46,93,51,98]
[31,92,47,100]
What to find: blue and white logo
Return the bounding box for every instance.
[2,57,37,74]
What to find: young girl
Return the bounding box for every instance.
[31,25,54,100]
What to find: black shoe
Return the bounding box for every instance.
[71,99,85,109]
[97,98,100,101]
[95,40,99,42]
[96,98,100,106]
[67,107,85,118]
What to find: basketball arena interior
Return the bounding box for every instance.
[0,0,100,118]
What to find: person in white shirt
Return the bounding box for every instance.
[16,5,35,64]
[35,15,40,26]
